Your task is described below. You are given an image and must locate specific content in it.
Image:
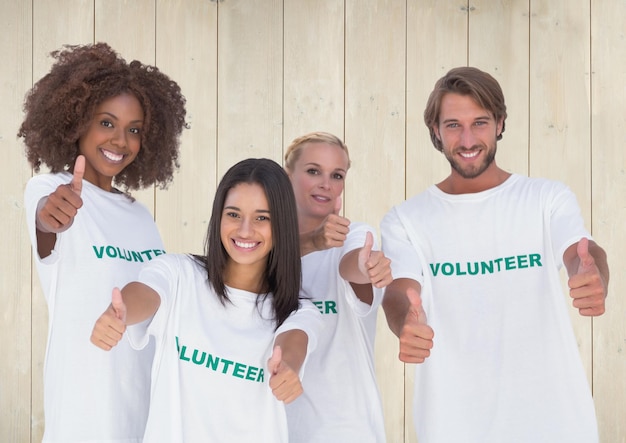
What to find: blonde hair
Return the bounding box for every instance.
[284,132,351,172]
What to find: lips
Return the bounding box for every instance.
[312,194,331,203]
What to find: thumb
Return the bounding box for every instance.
[111,287,127,323]
[71,155,85,196]
[268,345,282,375]
[334,196,342,215]
[407,287,427,325]
[577,238,594,272]
[359,231,374,263]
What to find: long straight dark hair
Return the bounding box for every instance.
[194,158,301,329]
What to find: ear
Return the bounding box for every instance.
[496,117,504,137]
[433,124,441,141]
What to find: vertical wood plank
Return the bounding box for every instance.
[154,0,218,255]
[529,0,593,382]
[591,0,626,441]
[217,0,283,174]
[345,1,407,441]
[283,0,345,142]
[32,0,95,71]
[1,2,33,442]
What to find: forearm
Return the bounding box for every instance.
[339,249,370,284]
[274,329,308,373]
[299,231,317,256]
[383,278,420,337]
[121,282,161,325]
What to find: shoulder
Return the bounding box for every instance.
[382,189,431,228]
[508,174,567,190]
[143,254,206,285]
[24,172,71,210]
[507,174,573,201]
[25,172,70,191]
[155,253,200,268]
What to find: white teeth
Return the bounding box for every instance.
[234,240,256,249]
[103,150,123,162]
[460,151,479,158]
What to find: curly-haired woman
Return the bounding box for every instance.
[19,42,187,443]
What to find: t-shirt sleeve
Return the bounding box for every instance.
[380,205,425,286]
[126,255,179,350]
[24,174,66,264]
[548,182,592,266]
[340,222,385,316]
[275,298,323,377]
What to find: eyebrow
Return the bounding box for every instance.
[223,206,270,214]
[442,115,492,124]
[304,162,347,174]
[95,111,144,124]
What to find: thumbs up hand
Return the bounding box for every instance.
[36,155,85,233]
[568,238,607,316]
[267,345,303,404]
[357,232,392,288]
[399,287,434,363]
[91,287,128,351]
[305,196,350,252]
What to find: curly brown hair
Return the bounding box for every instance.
[18,42,188,190]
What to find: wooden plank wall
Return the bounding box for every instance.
[1,1,624,442]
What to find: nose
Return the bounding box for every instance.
[110,127,126,148]
[460,127,477,148]
[238,218,252,237]
[318,175,331,190]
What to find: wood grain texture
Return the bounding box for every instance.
[591,0,626,441]
[1,1,624,441]
[1,2,33,442]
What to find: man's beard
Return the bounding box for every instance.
[444,144,497,179]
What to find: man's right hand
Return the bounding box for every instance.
[399,287,434,363]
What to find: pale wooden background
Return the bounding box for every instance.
[1,1,624,442]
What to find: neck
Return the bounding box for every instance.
[438,164,511,195]
[223,260,266,293]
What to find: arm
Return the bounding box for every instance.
[382,278,434,363]
[35,156,85,258]
[564,237,609,316]
[90,282,161,351]
[267,329,309,403]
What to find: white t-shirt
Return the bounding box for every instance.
[286,222,386,443]
[381,174,598,443]
[127,253,321,443]
[25,172,161,443]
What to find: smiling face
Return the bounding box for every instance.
[434,93,504,185]
[220,182,273,273]
[77,93,144,191]
[287,141,349,230]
